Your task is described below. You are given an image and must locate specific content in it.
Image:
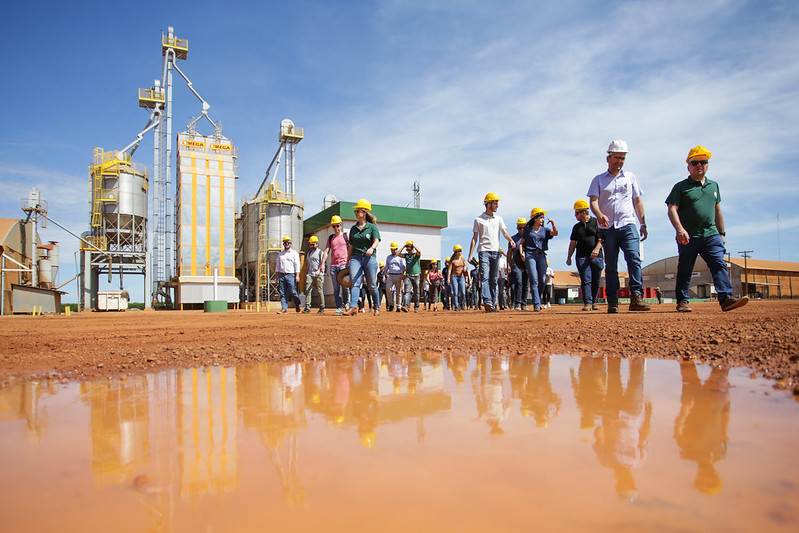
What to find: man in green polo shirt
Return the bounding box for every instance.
[666,146,748,313]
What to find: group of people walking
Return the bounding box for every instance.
[277,140,748,316]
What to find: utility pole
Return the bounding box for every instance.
[738,250,753,298]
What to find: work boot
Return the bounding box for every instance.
[591,304,599,311]
[302,308,311,313]
[317,308,325,314]
[607,300,618,314]
[676,300,692,313]
[581,303,591,311]
[629,293,651,312]
[721,296,749,312]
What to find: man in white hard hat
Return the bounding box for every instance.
[468,192,516,313]
[275,236,302,314]
[587,140,650,313]
[665,146,748,313]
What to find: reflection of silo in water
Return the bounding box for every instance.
[236,181,303,302]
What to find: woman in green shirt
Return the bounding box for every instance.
[345,199,382,316]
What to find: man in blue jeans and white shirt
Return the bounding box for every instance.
[666,146,748,313]
[587,140,650,314]
[468,192,516,312]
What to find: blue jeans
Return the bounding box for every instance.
[524,252,548,308]
[676,234,733,303]
[330,264,349,310]
[450,275,466,310]
[576,255,605,304]
[603,224,643,301]
[510,263,528,307]
[349,254,378,309]
[278,272,299,310]
[478,250,501,309]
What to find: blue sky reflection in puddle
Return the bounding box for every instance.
[1,355,797,532]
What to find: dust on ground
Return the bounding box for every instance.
[1,300,797,394]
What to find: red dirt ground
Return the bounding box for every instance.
[1,300,797,394]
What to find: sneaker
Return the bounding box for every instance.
[483,303,493,313]
[396,308,401,313]
[721,296,749,312]
[582,304,591,311]
[317,308,325,314]
[401,306,409,313]
[547,303,552,309]
[521,305,528,311]
[344,307,359,316]
[591,304,599,311]
[276,309,288,315]
[607,301,618,314]
[676,300,692,313]
[334,309,343,316]
[629,293,651,312]
[302,308,311,314]
[534,306,542,312]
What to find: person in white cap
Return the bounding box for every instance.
[587,140,650,314]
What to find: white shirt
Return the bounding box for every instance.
[473,212,508,253]
[586,170,643,229]
[276,248,301,274]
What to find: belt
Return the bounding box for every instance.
[527,249,545,254]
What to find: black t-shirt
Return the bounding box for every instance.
[569,217,604,258]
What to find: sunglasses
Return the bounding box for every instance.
[575,209,588,215]
[332,224,341,228]
[689,160,709,166]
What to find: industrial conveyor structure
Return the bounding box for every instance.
[84,26,230,309]
[236,120,304,305]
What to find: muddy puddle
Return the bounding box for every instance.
[1,354,798,532]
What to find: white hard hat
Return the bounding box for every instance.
[607,139,628,153]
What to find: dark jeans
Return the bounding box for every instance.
[576,255,605,304]
[603,224,643,301]
[675,234,733,302]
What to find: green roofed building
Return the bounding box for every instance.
[301,201,448,308]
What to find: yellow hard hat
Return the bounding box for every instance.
[453,244,463,252]
[390,241,399,249]
[686,146,712,163]
[530,207,547,218]
[574,199,590,210]
[330,215,342,224]
[282,235,292,242]
[309,235,319,243]
[405,241,414,247]
[354,199,372,211]
[484,192,500,203]
[446,257,451,262]
[431,258,437,264]
[517,217,527,226]
[379,262,384,267]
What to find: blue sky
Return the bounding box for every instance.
[1,0,798,302]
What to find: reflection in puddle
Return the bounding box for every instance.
[1,355,797,532]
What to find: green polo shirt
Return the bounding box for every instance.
[348,222,381,255]
[404,252,421,275]
[665,177,721,238]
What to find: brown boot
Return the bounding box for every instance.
[629,293,651,312]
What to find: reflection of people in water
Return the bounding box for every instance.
[569,356,608,430]
[472,356,511,435]
[511,356,561,427]
[350,358,380,448]
[674,360,729,496]
[573,357,652,500]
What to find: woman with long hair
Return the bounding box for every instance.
[345,199,381,316]
[520,207,558,312]
[447,245,467,311]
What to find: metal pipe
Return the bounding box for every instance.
[43,214,113,283]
